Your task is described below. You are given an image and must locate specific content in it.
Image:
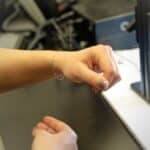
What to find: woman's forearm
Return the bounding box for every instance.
[0,45,121,93]
[0,48,63,92]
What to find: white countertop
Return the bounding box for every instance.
[102,49,150,150]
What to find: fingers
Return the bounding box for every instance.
[37,122,49,130]
[37,122,56,134]
[77,63,109,90]
[33,116,78,141]
[33,116,71,135]
[32,122,49,137]
[43,116,71,133]
[43,116,77,138]
[95,45,121,88]
[104,46,121,87]
[33,121,56,137]
[32,128,49,137]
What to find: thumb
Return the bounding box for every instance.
[77,63,109,90]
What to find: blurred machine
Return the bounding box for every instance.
[131,0,150,102]
[0,0,137,50]
[0,0,94,50]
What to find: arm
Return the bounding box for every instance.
[0,48,62,92]
[0,45,120,93]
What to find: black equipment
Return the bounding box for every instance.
[131,0,150,102]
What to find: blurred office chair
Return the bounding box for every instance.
[1,0,80,50]
[1,1,45,49]
[18,0,46,26]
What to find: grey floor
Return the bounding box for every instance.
[0,79,140,150]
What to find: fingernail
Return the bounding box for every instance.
[99,73,109,90]
[100,80,109,90]
[103,80,109,90]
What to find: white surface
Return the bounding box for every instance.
[102,49,150,150]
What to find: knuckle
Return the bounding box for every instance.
[105,45,113,51]
[98,45,105,50]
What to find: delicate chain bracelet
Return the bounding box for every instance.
[50,53,64,80]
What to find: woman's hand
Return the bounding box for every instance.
[32,116,78,150]
[0,45,120,93]
[55,45,121,93]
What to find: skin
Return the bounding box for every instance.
[32,116,78,150]
[0,44,121,150]
[0,45,120,93]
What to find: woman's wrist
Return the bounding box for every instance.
[47,50,72,78]
[29,50,65,78]
[51,51,64,74]
[52,51,70,74]
[47,50,82,78]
